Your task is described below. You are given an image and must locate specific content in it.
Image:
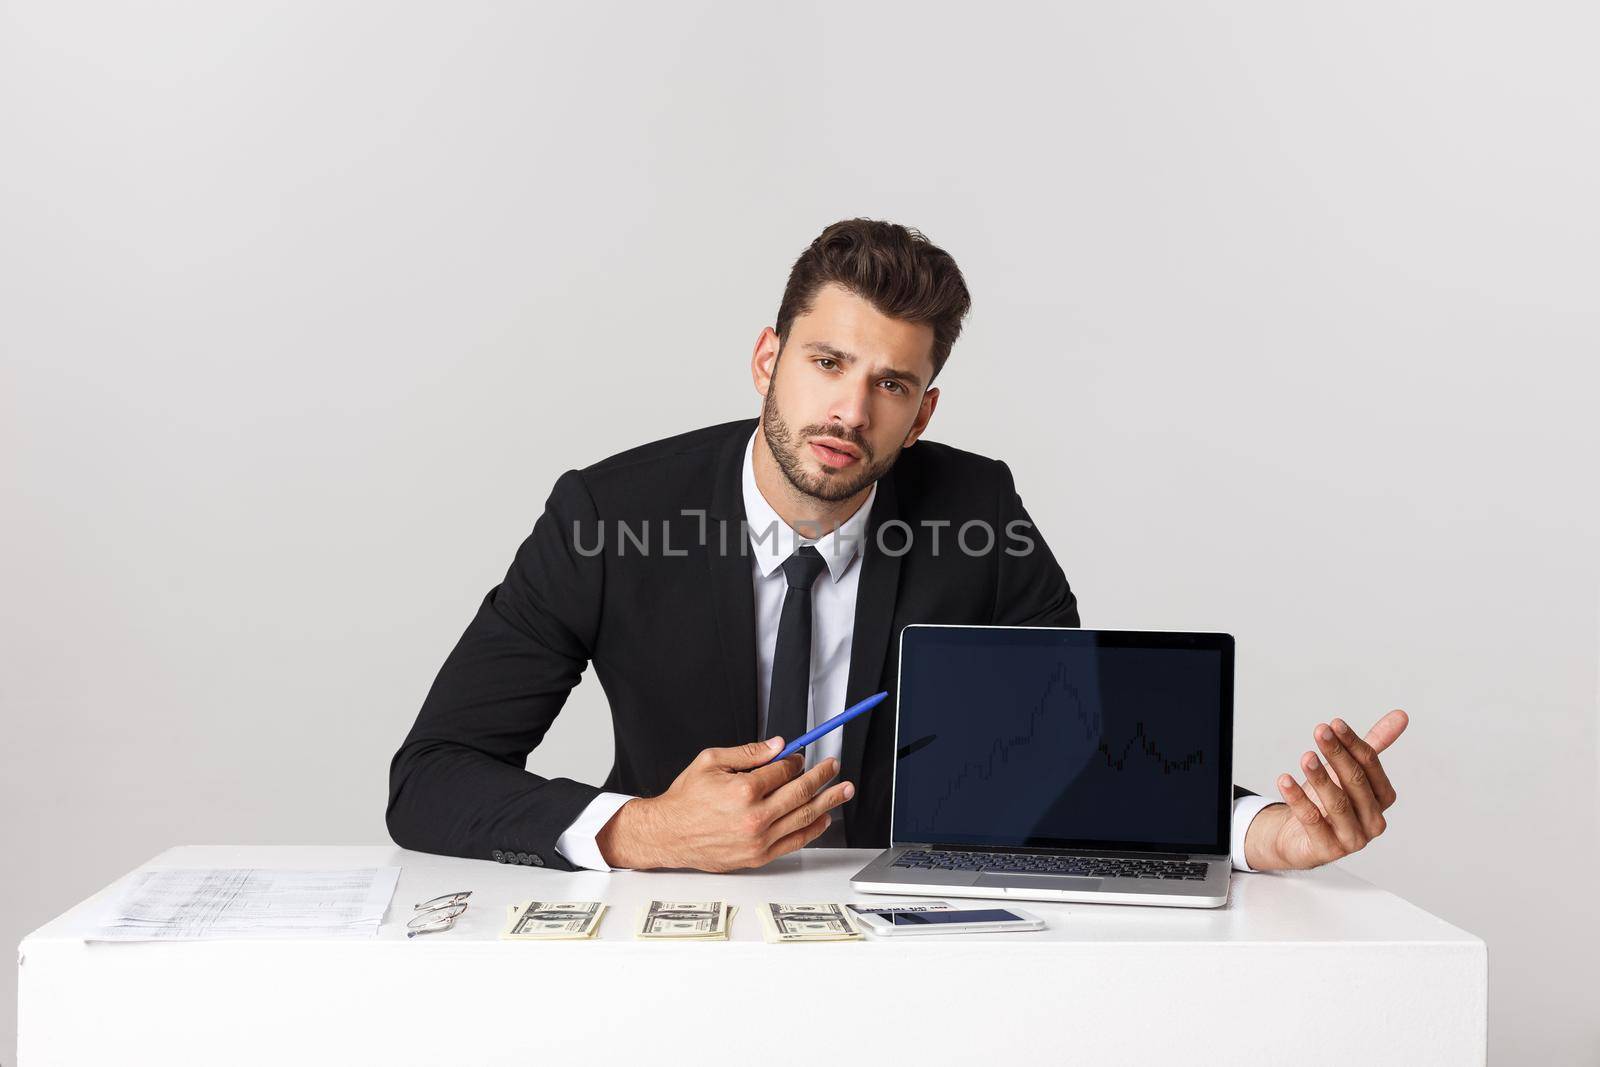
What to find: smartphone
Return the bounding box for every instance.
[847,901,1046,936]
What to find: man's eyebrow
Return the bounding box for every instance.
[800,341,924,389]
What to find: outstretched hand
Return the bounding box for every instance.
[1246,710,1410,871]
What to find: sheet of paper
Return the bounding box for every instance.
[86,867,402,941]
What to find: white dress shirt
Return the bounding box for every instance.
[554,429,1277,871]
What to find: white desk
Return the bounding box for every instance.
[18,845,1485,1065]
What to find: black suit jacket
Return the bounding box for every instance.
[387,417,1250,869]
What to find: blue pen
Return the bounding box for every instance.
[760,691,889,766]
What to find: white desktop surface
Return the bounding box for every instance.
[18,845,1485,1065]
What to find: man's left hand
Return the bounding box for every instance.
[1244,710,1410,871]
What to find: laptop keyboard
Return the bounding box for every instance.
[892,849,1211,881]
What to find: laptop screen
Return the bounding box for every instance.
[892,626,1234,856]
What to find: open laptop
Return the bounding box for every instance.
[850,625,1235,908]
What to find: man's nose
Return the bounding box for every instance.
[827,377,872,433]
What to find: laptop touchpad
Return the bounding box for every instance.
[974,873,1103,890]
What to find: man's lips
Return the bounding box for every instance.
[808,439,861,468]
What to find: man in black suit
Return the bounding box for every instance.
[386,219,1408,874]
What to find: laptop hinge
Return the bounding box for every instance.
[910,842,1198,861]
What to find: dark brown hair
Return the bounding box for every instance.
[774,218,972,384]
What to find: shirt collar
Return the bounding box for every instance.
[741,428,876,582]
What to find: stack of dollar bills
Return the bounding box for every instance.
[500,900,607,940]
[496,898,866,943]
[757,902,863,943]
[633,900,737,940]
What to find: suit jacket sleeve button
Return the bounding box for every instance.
[529,854,544,867]
[491,850,504,862]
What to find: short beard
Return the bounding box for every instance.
[762,386,901,503]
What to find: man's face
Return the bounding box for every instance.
[754,283,941,503]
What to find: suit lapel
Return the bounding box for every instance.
[707,420,760,743]
[841,470,904,823]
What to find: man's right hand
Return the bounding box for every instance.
[594,737,855,872]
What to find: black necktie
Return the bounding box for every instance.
[767,545,828,746]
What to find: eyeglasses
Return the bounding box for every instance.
[407,891,473,938]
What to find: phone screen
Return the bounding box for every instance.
[863,908,1023,926]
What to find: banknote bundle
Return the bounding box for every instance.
[633,900,737,940]
[500,900,608,940]
[757,902,864,943]
[497,898,864,943]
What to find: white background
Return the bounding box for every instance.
[3,2,1596,1062]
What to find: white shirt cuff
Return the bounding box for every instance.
[554,791,638,872]
[1230,793,1282,872]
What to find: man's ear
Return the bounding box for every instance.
[751,328,781,397]
[903,386,940,447]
